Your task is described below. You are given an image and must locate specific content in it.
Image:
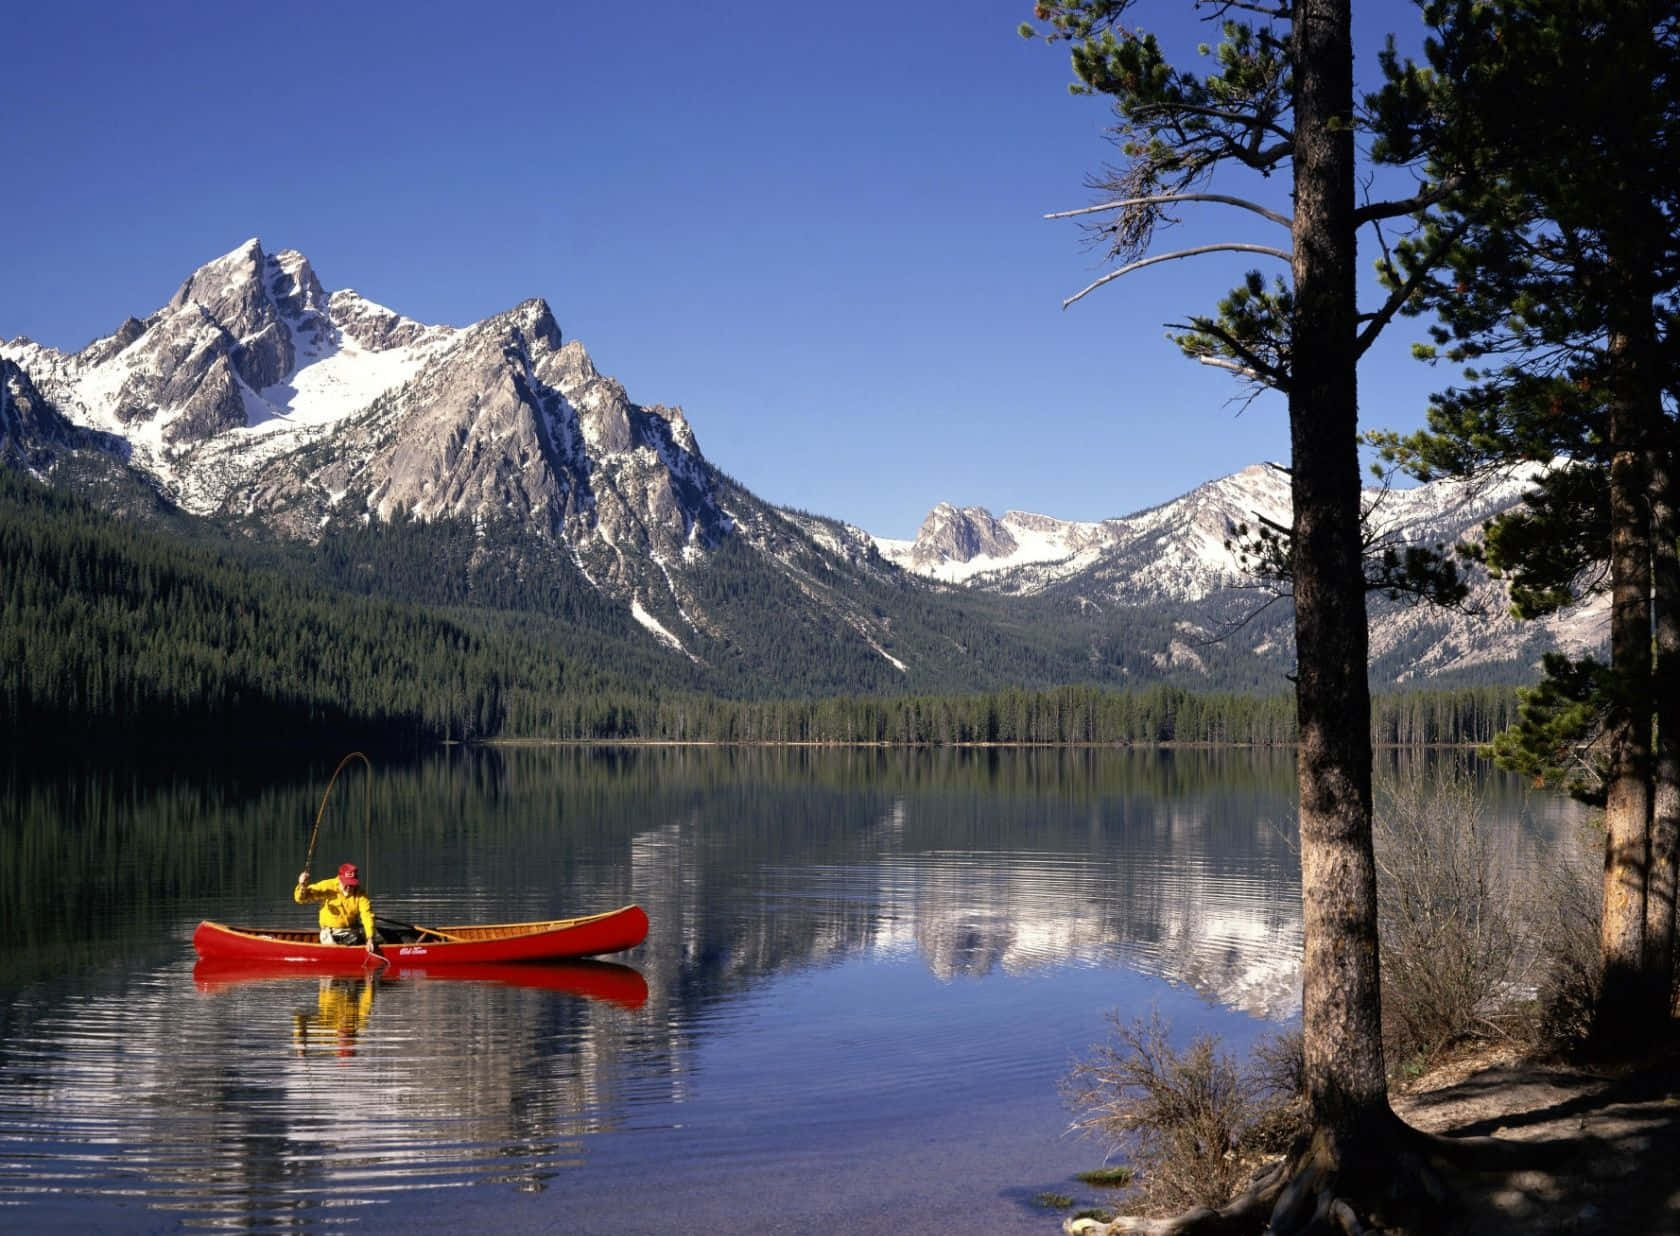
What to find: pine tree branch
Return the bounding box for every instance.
[1046,193,1293,229]
[1201,0,1291,19]
[1356,221,1471,359]
[1129,99,1295,148]
[1063,243,1293,308]
[1167,318,1290,392]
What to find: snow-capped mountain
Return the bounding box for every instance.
[1,240,951,682]
[4,242,778,639]
[879,464,1608,683]
[876,465,1297,597]
[2,240,720,556]
[2,238,1601,689]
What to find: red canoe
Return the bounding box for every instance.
[193,904,649,968]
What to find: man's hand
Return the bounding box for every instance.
[297,871,310,885]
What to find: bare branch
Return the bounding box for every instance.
[1064,243,1292,308]
[1196,356,1263,380]
[1191,589,1291,647]
[1351,177,1461,226]
[1365,184,1399,301]
[1046,193,1293,229]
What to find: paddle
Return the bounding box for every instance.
[375,915,464,944]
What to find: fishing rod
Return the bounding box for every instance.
[304,754,464,949]
[303,751,373,882]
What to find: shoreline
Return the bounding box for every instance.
[468,737,1488,751]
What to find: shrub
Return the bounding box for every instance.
[1530,823,1603,1056]
[1373,760,1535,1065]
[1062,1012,1305,1215]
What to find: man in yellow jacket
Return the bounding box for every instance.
[295,862,380,955]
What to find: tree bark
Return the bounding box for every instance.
[1598,235,1657,1044]
[1287,0,1389,1138]
[1645,424,1678,1012]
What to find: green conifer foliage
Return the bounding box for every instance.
[1376,0,1680,1044]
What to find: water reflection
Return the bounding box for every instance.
[0,746,1591,1230]
[193,958,651,1009]
[9,956,651,1226]
[291,976,375,1057]
[622,753,1306,1019]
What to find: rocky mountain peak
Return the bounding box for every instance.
[168,238,267,325]
[566,380,628,456]
[549,338,599,391]
[267,248,330,319]
[509,298,563,353]
[0,232,1610,688]
[76,316,152,369]
[649,404,698,456]
[157,238,298,393]
[910,503,1019,568]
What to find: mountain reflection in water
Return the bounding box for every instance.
[0,746,1589,1232]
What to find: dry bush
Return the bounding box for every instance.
[1530,826,1603,1056]
[1374,760,1536,1067]
[1245,1027,1308,1153]
[1063,1012,1305,1215]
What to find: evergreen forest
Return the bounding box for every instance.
[0,469,1517,751]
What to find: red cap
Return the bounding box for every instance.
[337,863,361,887]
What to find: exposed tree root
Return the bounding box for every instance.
[1065,1109,1590,1236]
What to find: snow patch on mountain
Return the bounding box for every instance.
[252,324,451,430]
[631,600,686,654]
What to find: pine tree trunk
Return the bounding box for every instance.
[1646,436,1678,1011]
[1288,0,1389,1138]
[1598,239,1656,1043]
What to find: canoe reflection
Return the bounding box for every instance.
[193,957,649,1009]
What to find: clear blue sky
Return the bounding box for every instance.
[4,1,1440,539]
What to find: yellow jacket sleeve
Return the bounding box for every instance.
[293,881,371,935]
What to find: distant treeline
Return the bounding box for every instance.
[1,469,1517,750]
[541,684,1517,748]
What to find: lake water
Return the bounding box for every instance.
[0,746,1589,1234]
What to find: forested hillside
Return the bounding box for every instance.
[0,470,673,745]
[1,470,1519,749]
